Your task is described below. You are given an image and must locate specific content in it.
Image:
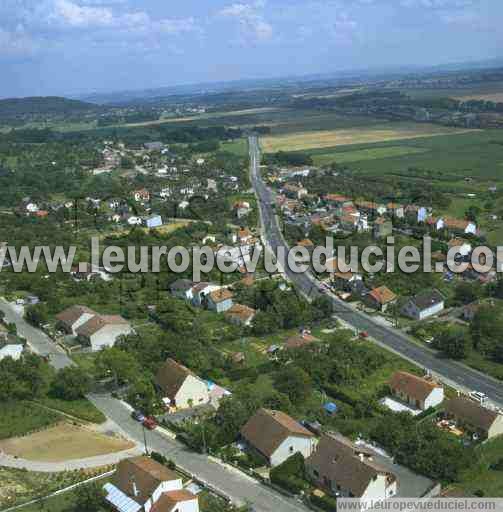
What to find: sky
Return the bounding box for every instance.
[0,0,501,99]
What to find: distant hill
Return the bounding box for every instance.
[0,96,98,117]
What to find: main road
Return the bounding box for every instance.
[248,135,503,407]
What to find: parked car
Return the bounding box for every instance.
[131,410,145,422]
[143,416,158,430]
[359,331,369,339]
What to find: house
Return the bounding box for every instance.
[373,217,393,239]
[401,289,445,320]
[332,271,362,292]
[155,358,210,410]
[55,305,96,335]
[437,217,478,235]
[207,289,233,313]
[240,408,316,466]
[70,263,100,281]
[234,228,253,245]
[448,238,472,258]
[146,215,163,229]
[444,396,503,440]
[389,371,444,411]
[0,344,24,361]
[191,282,221,307]
[234,201,251,219]
[128,216,143,226]
[365,286,397,312]
[133,189,151,203]
[306,433,397,503]
[76,315,133,351]
[324,194,352,207]
[144,141,164,151]
[169,279,194,301]
[224,304,256,326]
[283,183,308,200]
[387,203,404,219]
[104,456,199,512]
[284,332,319,350]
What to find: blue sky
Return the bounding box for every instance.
[0,0,501,98]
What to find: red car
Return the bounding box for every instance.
[142,416,158,430]
[359,331,369,339]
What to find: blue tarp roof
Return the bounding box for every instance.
[324,402,338,413]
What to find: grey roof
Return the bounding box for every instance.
[169,279,193,293]
[409,289,444,311]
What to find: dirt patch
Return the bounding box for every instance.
[452,93,503,103]
[0,423,134,462]
[261,124,476,153]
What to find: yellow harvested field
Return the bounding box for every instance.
[261,124,475,152]
[452,93,503,103]
[0,423,134,462]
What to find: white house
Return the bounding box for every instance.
[448,238,472,258]
[306,433,397,504]
[76,315,133,351]
[389,371,444,411]
[104,456,199,512]
[207,289,234,313]
[401,289,445,321]
[145,215,163,229]
[0,344,24,361]
[56,305,96,335]
[155,358,210,410]
[191,282,221,307]
[127,216,143,226]
[240,408,316,467]
[224,304,256,327]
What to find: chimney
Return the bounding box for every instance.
[131,479,139,497]
[359,453,364,462]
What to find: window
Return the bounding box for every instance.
[313,470,319,478]
[289,446,294,453]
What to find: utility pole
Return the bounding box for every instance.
[142,423,149,455]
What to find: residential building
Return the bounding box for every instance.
[191,282,221,307]
[76,315,133,351]
[104,456,199,512]
[285,332,319,350]
[146,215,163,229]
[207,289,234,313]
[240,408,316,466]
[0,344,24,361]
[55,305,96,335]
[401,289,445,320]
[387,203,405,219]
[365,286,397,312]
[448,238,472,258]
[306,433,397,503]
[224,304,256,327]
[389,371,444,410]
[444,396,503,440]
[283,183,308,200]
[169,279,194,301]
[133,189,151,203]
[234,201,251,219]
[333,271,362,291]
[155,358,210,410]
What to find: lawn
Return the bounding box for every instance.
[0,402,60,440]
[0,467,109,510]
[0,422,134,462]
[35,397,107,424]
[310,145,430,166]
[221,138,249,157]
[261,122,473,152]
[454,437,503,496]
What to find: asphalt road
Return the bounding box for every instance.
[248,135,503,407]
[89,393,310,512]
[0,298,73,369]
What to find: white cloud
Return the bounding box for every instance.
[219,1,274,43]
[0,27,38,57]
[48,0,114,27]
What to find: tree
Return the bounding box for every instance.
[434,325,471,360]
[51,366,91,400]
[95,347,140,387]
[25,303,49,327]
[453,282,482,306]
[72,482,106,512]
[274,366,312,405]
[470,305,503,358]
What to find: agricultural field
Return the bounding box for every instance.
[405,81,503,102]
[260,122,473,152]
[0,422,134,462]
[311,145,430,165]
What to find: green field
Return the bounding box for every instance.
[305,129,503,181]
[0,402,60,440]
[311,145,430,165]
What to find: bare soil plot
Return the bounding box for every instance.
[261,123,476,153]
[0,423,134,462]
